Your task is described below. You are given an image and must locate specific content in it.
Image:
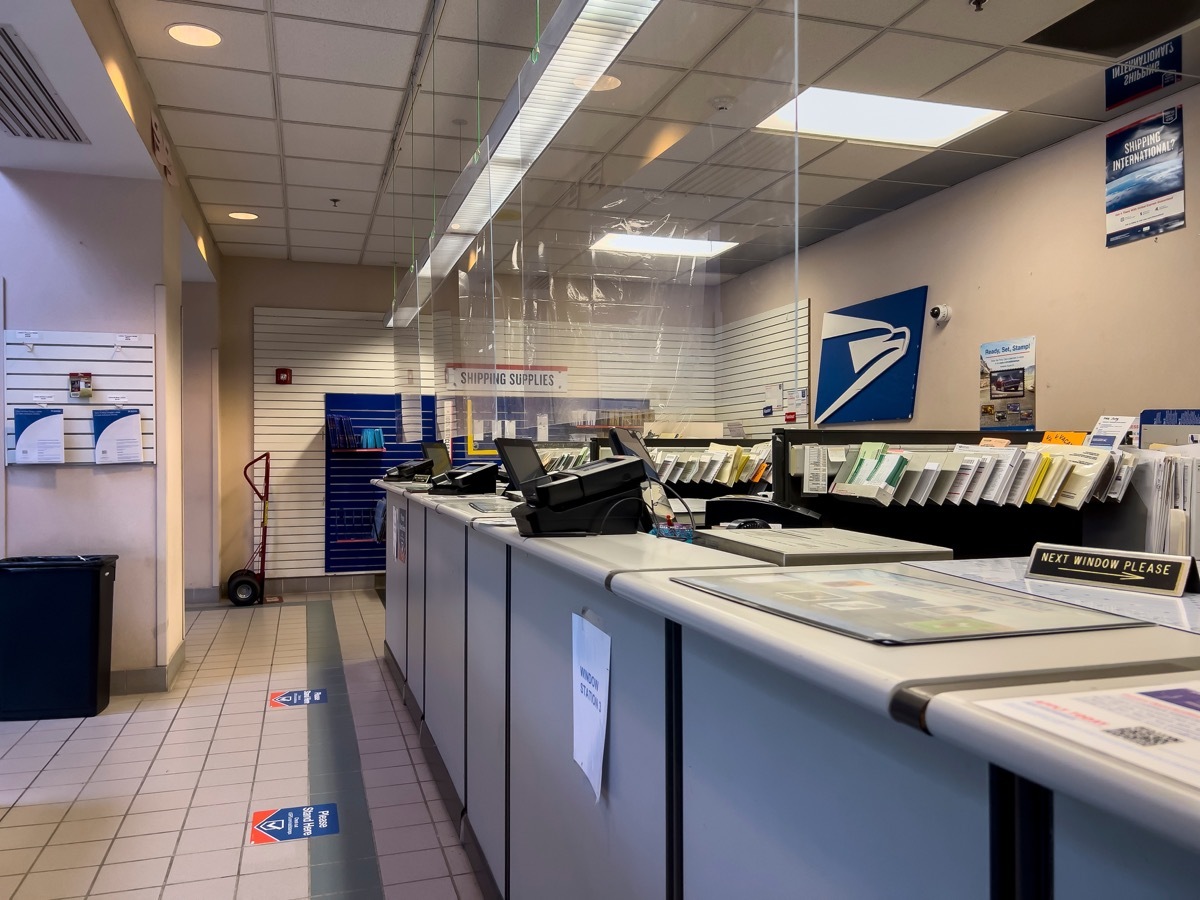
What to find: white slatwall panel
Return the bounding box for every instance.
[253,308,394,578]
[715,301,810,438]
[432,316,717,435]
[4,330,156,464]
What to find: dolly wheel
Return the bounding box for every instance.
[228,570,262,607]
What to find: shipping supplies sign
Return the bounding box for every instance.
[1106,36,1182,110]
[980,337,1035,432]
[1106,106,1185,248]
[444,363,568,395]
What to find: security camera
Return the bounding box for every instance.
[929,305,952,326]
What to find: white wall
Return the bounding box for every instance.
[721,85,1200,431]
[182,281,218,590]
[0,169,173,673]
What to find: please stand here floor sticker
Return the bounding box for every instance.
[249,804,340,844]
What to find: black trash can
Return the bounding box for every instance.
[0,555,117,720]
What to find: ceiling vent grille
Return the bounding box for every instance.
[0,25,88,142]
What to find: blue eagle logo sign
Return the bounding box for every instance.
[814,287,929,425]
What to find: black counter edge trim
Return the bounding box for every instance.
[990,765,1054,900]
[889,656,1200,733]
[665,619,684,900]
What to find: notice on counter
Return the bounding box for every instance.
[980,337,1035,432]
[673,568,1146,645]
[14,407,65,464]
[1106,106,1185,248]
[1086,415,1137,447]
[980,681,1200,790]
[93,408,143,464]
[572,613,611,802]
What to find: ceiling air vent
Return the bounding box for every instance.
[0,25,88,142]
[1026,0,1200,58]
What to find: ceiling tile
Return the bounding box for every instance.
[288,185,377,214]
[177,147,280,182]
[428,40,530,100]
[142,59,275,118]
[282,122,391,165]
[286,158,382,191]
[827,180,943,210]
[290,247,362,264]
[947,110,1095,156]
[716,199,803,226]
[624,0,746,69]
[881,149,1012,186]
[551,111,638,153]
[438,0,561,46]
[203,0,265,9]
[596,156,697,191]
[394,134,482,172]
[527,149,602,182]
[580,64,682,116]
[710,132,839,171]
[800,143,929,179]
[897,0,1094,45]
[161,110,278,154]
[113,0,269,70]
[386,167,461,197]
[819,33,996,98]
[273,0,426,30]
[191,179,284,207]
[651,72,796,129]
[409,92,503,140]
[287,209,372,233]
[763,0,922,26]
[290,229,365,250]
[377,190,445,218]
[211,223,285,244]
[928,51,1102,111]
[278,78,402,129]
[361,250,410,268]
[273,18,418,88]
[366,233,416,253]
[220,243,287,258]
[668,164,781,198]
[754,172,868,204]
[202,204,285,227]
[633,192,740,221]
[613,121,741,164]
[700,13,876,84]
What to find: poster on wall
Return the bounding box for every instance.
[1106,106,1185,248]
[1106,36,1182,110]
[813,286,928,426]
[979,337,1035,432]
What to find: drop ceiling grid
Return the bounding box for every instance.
[117,0,1128,268]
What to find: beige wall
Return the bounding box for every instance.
[217,258,393,582]
[182,282,220,590]
[721,85,1200,431]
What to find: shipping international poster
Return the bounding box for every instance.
[1106,106,1185,248]
[980,337,1035,432]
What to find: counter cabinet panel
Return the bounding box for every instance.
[682,627,990,900]
[508,549,668,900]
[383,492,409,678]
[406,502,429,715]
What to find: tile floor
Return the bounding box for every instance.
[0,590,484,900]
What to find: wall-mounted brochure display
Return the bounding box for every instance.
[980,336,1035,431]
[672,568,1148,645]
[1106,106,1185,248]
[4,330,156,465]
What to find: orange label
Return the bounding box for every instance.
[1042,431,1087,445]
[980,438,1011,447]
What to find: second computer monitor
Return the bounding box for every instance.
[493,438,549,503]
[609,427,657,480]
[421,441,452,476]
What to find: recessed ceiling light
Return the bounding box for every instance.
[757,87,1005,148]
[450,223,461,230]
[573,74,622,92]
[228,212,258,220]
[590,233,737,258]
[167,23,222,47]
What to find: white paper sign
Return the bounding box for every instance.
[31,393,56,403]
[784,387,809,417]
[572,613,611,802]
[536,414,549,442]
[115,334,141,344]
[17,331,39,342]
[1086,415,1137,447]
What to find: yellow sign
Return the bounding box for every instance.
[1042,431,1087,445]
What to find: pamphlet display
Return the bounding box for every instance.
[92,408,144,464]
[980,337,1035,431]
[672,568,1146,644]
[13,408,65,464]
[1106,106,1185,248]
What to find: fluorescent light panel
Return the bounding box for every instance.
[591,233,737,258]
[758,87,1004,148]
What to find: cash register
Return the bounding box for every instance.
[495,438,645,536]
[430,461,499,495]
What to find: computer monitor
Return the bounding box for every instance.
[609,427,658,480]
[421,441,452,476]
[494,438,549,503]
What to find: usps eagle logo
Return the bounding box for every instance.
[814,287,928,425]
